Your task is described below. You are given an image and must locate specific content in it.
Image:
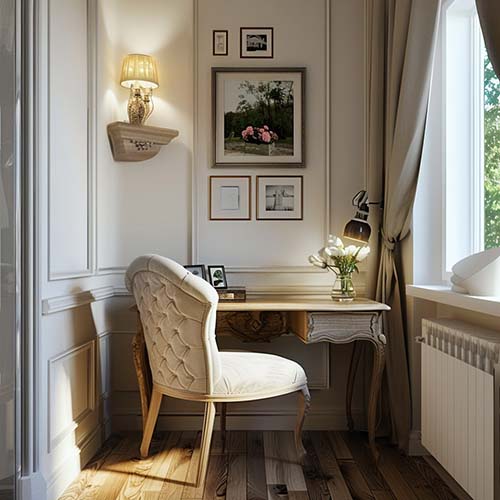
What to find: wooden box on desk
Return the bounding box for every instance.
[217,287,246,302]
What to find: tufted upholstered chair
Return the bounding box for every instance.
[126,255,310,487]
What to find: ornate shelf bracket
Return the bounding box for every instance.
[107,121,179,162]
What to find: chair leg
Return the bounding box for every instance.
[294,386,311,463]
[195,402,216,487]
[220,402,227,450]
[140,388,162,458]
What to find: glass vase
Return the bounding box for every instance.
[331,272,356,302]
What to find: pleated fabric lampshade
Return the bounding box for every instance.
[120,54,159,89]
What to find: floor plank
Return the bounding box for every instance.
[226,432,247,500]
[340,432,389,492]
[247,431,267,500]
[263,432,307,493]
[338,460,376,500]
[301,433,331,500]
[59,431,462,500]
[310,432,352,500]
[160,431,198,500]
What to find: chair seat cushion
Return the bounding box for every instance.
[213,351,307,399]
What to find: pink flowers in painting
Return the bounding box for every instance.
[241,125,279,144]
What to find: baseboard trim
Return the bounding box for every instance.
[111,410,365,433]
[19,472,47,500]
[46,422,104,500]
[407,430,427,456]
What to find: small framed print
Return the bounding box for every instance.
[207,265,228,289]
[184,265,207,280]
[257,176,303,220]
[210,176,251,220]
[240,27,273,58]
[213,30,228,56]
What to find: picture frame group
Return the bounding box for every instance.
[184,264,228,289]
[212,27,274,59]
[210,175,303,221]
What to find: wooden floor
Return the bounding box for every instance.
[60,431,463,500]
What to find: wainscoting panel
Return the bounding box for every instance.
[48,340,96,452]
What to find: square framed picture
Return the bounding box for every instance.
[209,176,251,220]
[240,27,273,58]
[184,265,207,280]
[257,176,303,220]
[207,266,228,289]
[212,67,305,167]
[213,30,228,56]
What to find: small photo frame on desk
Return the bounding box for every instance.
[184,265,207,280]
[207,265,228,289]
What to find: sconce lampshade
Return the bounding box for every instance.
[343,190,372,244]
[344,218,371,244]
[120,54,159,89]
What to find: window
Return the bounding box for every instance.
[484,56,500,249]
[443,0,500,275]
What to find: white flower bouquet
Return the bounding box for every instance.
[309,235,370,300]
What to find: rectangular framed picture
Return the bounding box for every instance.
[212,67,305,167]
[256,176,303,220]
[240,27,273,58]
[209,176,251,220]
[207,266,228,289]
[184,265,207,280]
[213,30,228,56]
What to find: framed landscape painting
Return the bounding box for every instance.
[212,67,305,167]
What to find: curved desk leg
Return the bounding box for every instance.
[367,335,386,463]
[346,341,363,431]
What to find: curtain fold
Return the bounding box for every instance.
[367,0,441,450]
[476,0,500,78]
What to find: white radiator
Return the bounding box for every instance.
[421,319,500,500]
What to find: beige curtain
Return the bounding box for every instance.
[476,1,500,78]
[366,0,440,450]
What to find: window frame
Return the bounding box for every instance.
[442,0,485,280]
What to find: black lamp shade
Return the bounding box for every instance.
[343,218,371,243]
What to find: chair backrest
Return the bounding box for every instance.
[125,255,221,396]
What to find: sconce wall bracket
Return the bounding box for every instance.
[107,121,179,162]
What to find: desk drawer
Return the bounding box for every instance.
[290,311,382,344]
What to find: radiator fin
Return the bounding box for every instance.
[421,319,499,500]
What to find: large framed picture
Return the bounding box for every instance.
[212,67,305,167]
[240,27,273,58]
[209,176,251,220]
[256,176,303,220]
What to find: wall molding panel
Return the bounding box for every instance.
[47,340,96,452]
[47,0,97,281]
[42,286,115,315]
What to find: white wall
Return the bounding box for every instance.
[36,1,368,498]
[97,0,194,270]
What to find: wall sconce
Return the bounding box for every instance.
[120,54,159,125]
[343,190,382,244]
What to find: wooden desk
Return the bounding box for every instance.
[132,297,389,462]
